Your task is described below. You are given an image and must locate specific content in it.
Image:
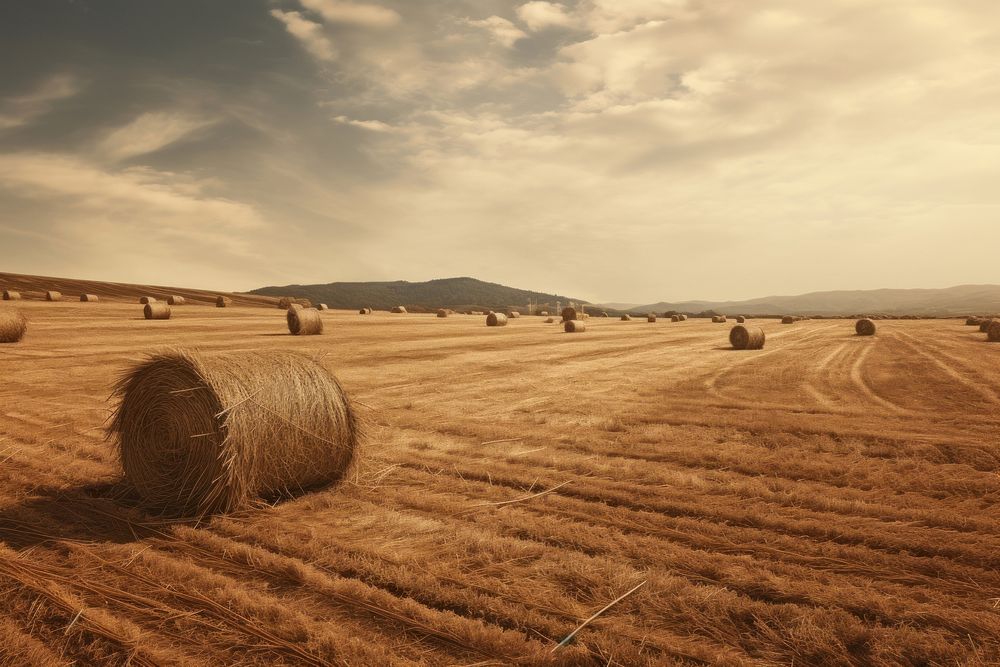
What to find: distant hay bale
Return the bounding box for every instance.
[391,306,407,314]
[736,315,746,323]
[509,311,521,319]
[317,304,329,311]
[216,296,231,308]
[544,317,555,323]
[712,315,727,323]
[680,314,688,321]
[620,314,631,321]
[729,324,765,350]
[539,311,549,316]
[437,309,448,318]
[486,312,508,327]
[966,317,982,326]
[670,315,679,322]
[139,296,156,305]
[277,297,293,309]
[601,312,609,317]
[287,307,323,335]
[561,307,577,322]
[295,299,313,309]
[359,307,372,315]
[144,303,171,320]
[979,319,994,333]
[564,320,586,333]
[2,290,21,301]
[80,294,99,302]
[109,349,358,516]
[167,295,185,305]
[647,314,656,323]
[988,321,1000,342]
[781,316,795,324]
[855,318,876,336]
[711,316,721,323]
[45,291,61,302]
[0,309,27,343]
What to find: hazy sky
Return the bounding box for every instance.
[1,1,999,303]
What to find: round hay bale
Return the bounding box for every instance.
[436,309,448,318]
[539,311,549,316]
[729,324,765,350]
[988,320,1000,342]
[288,303,304,311]
[561,307,577,322]
[287,307,323,335]
[781,316,795,324]
[979,319,994,333]
[45,291,61,302]
[670,315,679,322]
[679,314,688,321]
[736,315,746,323]
[564,320,586,333]
[167,295,185,305]
[277,297,293,309]
[620,314,631,321]
[80,294,99,302]
[601,312,608,318]
[2,290,21,301]
[855,318,876,336]
[581,313,590,319]
[647,314,656,323]
[295,299,313,309]
[144,303,171,320]
[486,312,508,327]
[317,304,329,311]
[966,317,982,326]
[711,316,721,323]
[139,296,156,305]
[109,350,358,516]
[392,306,407,314]
[359,307,372,315]
[0,309,27,343]
[216,296,230,308]
[508,311,521,319]
[544,317,555,323]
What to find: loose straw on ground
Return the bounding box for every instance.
[552,580,648,651]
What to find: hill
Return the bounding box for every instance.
[249,277,584,312]
[0,272,277,307]
[633,284,1000,317]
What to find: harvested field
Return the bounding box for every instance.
[0,301,998,665]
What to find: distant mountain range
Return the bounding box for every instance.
[630,284,1000,316]
[250,277,584,312]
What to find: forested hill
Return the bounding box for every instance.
[249,277,584,312]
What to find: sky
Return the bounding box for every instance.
[1,0,999,303]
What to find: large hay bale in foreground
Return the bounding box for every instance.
[729,324,765,350]
[0,310,27,343]
[561,307,577,322]
[988,321,1000,342]
[359,307,372,315]
[781,316,795,324]
[109,350,357,516]
[216,296,231,308]
[855,318,876,336]
[2,290,20,301]
[620,314,631,321]
[45,291,61,302]
[144,303,171,320]
[486,312,508,327]
[392,306,407,314]
[139,296,156,304]
[287,307,323,335]
[80,294,99,302]
[647,314,656,323]
[167,295,185,306]
[564,320,586,333]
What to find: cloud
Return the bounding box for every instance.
[298,0,400,28]
[97,112,216,161]
[332,115,393,132]
[466,16,527,48]
[270,9,337,62]
[0,74,81,130]
[516,2,575,31]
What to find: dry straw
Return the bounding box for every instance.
[80,294,99,302]
[45,291,61,302]
[392,306,407,314]
[781,316,795,324]
[139,296,157,304]
[359,307,372,315]
[647,314,656,322]
[561,307,577,322]
[729,324,765,350]
[0,309,27,343]
[437,309,448,318]
[144,303,171,320]
[287,307,323,335]
[855,318,876,336]
[486,312,508,327]
[167,295,185,305]
[988,321,1000,342]
[216,296,230,308]
[564,320,586,333]
[108,349,358,516]
[2,290,21,301]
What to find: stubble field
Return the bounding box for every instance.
[1,299,998,666]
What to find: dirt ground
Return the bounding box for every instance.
[1,299,998,666]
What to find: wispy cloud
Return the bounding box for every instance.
[332,115,393,132]
[298,0,400,28]
[0,74,81,130]
[270,9,337,62]
[97,112,216,162]
[516,2,575,31]
[465,16,527,48]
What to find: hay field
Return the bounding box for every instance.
[1,300,999,666]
